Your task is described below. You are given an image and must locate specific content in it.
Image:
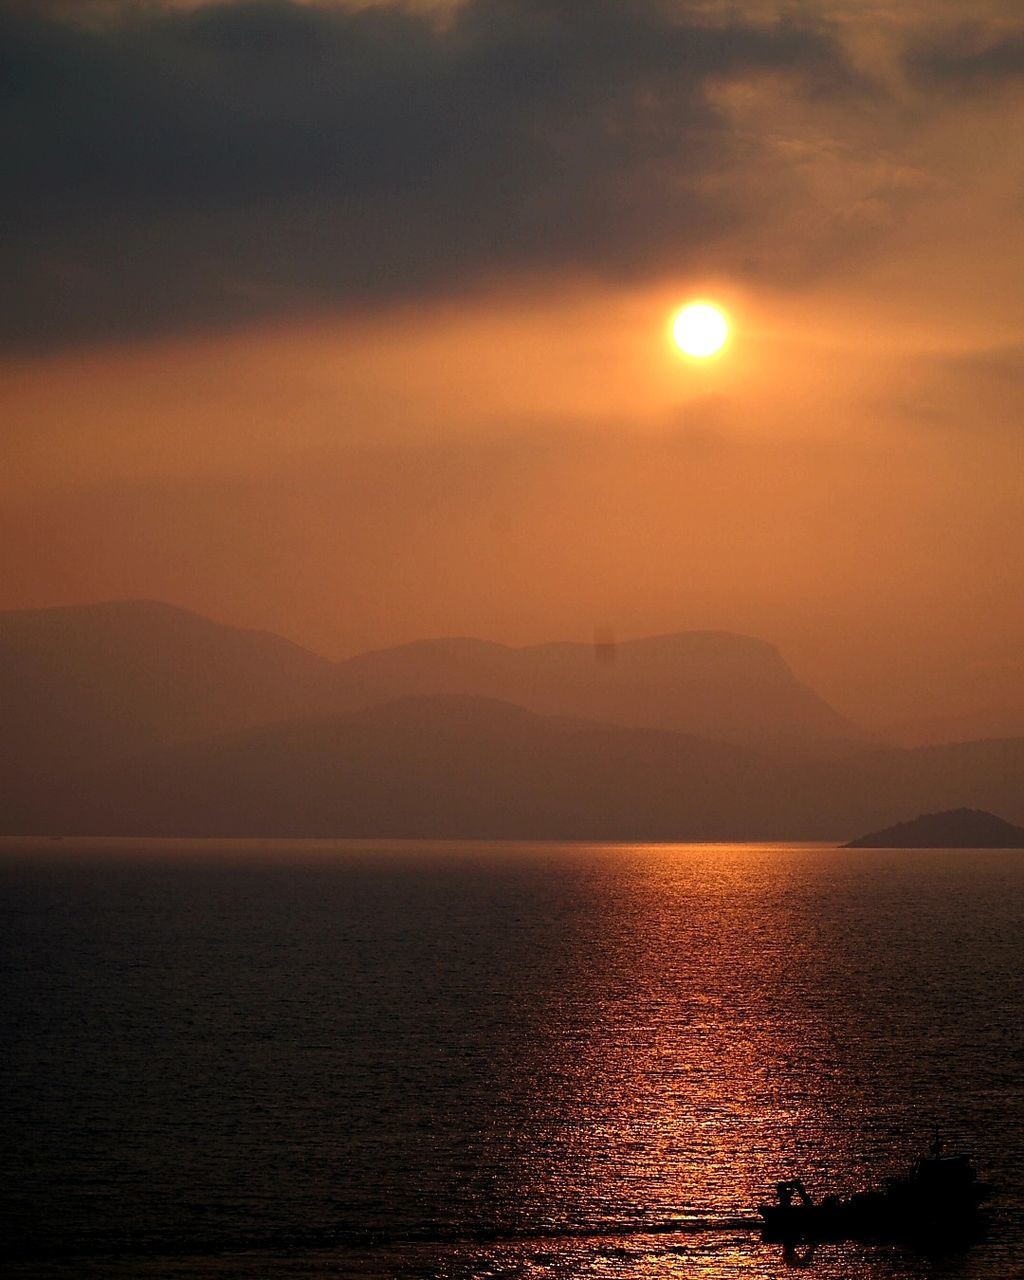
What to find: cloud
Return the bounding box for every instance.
[1,0,863,348]
[904,19,1024,91]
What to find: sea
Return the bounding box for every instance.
[2,839,1022,1279]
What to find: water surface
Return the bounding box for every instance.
[2,840,1021,1277]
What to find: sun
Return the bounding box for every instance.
[671,302,729,359]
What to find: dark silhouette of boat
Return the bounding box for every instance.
[759,1134,992,1242]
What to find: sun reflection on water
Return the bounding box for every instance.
[479,845,908,1277]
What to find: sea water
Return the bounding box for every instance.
[2,840,1022,1278]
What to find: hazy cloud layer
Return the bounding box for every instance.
[907,24,1024,89]
[2,0,868,348]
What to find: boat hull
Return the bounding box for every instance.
[759,1188,991,1243]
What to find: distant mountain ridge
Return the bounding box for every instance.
[331,629,862,751]
[0,599,333,749]
[0,600,334,831]
[2,599,1022,839]
[0,599,862,766]
[34,695,1024,841]
[95,695,782,841]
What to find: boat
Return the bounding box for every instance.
[759,1133,992,1242]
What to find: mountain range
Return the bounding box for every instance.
[2,600,1021,839]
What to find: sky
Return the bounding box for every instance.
[2,0,1024,740]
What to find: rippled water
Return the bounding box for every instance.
[2,840,1022,1278]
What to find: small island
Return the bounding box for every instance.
[844,807,1024,849]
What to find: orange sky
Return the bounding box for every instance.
[3,0,1024,740]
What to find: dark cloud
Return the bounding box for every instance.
[906,24,1024,89]
[0,0,862,348]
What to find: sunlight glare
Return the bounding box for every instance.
[672,302,730,359]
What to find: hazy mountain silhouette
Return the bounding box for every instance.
[3,599,1023,839]
[845,807,1024,848]
[330,631,864,752]
[0,600,861,829]
[57,699,1024,841]
[0,602,859,754]
[0,600,333,829]
[90,695,787,840]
